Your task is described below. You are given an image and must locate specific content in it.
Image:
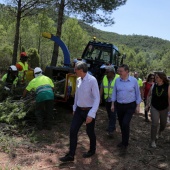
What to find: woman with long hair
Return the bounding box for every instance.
[143,73,155,122]
[146,72,170,148]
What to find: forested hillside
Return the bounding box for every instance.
[80,21,170,77]
[79,21,170,52]
[0,3,170,78]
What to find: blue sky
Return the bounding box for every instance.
[1,0,169,41]
[93,0,170,41]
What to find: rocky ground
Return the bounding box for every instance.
[0,103,170,170]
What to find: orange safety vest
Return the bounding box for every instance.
[17,62,29,83]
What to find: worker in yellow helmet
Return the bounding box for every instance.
[22,67,54,130]
[100,66,119,137]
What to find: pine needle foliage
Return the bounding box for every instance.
[0,94,35,124]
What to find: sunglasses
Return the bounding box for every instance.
[150,77,154,79]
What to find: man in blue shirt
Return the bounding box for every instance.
[111,64,141,151]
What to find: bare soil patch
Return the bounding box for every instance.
[0,103,170,170]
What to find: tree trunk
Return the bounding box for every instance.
[50,0,65,66]
[12,0,21,65]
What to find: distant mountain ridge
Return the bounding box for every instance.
[79,21,170,53]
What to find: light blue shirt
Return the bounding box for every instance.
[73,73,100,118]
[111,76,141,104]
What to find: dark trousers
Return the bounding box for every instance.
[69,107,96,157]
[144,99,149,120]
[35,100,54,129]
[116,101,136,146]
[105,102,116,133]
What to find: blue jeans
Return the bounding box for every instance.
[116,101,136,146]
[69,107,96,157]
[105,102,116,133]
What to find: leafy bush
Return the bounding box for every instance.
[27,48,40,69]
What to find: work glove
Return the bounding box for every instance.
[4,86,10,91]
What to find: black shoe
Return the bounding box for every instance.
[117,142,127,149]
[145,119,150,122]
[83,151,95,158]
[59,154,74,162]
[117,143,124,148]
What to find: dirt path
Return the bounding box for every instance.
[0,103,170,170]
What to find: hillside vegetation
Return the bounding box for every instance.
[80,21,170,52]
[0,3,170,77]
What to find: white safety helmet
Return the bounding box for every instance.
[34,67,42,77]
[100,64,107,69]
[9,65,18,71]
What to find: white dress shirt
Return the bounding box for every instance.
[73,73,100,118]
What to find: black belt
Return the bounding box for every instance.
[78,106,92,110]
[117,101,135,105]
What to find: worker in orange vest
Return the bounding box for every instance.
[16,52,32,84]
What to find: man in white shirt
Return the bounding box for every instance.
[59,61,100,162]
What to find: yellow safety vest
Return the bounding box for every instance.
[18,62,29,83]
[137,78,143,87]
[1,73,18,87]
[103,74,119,99]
